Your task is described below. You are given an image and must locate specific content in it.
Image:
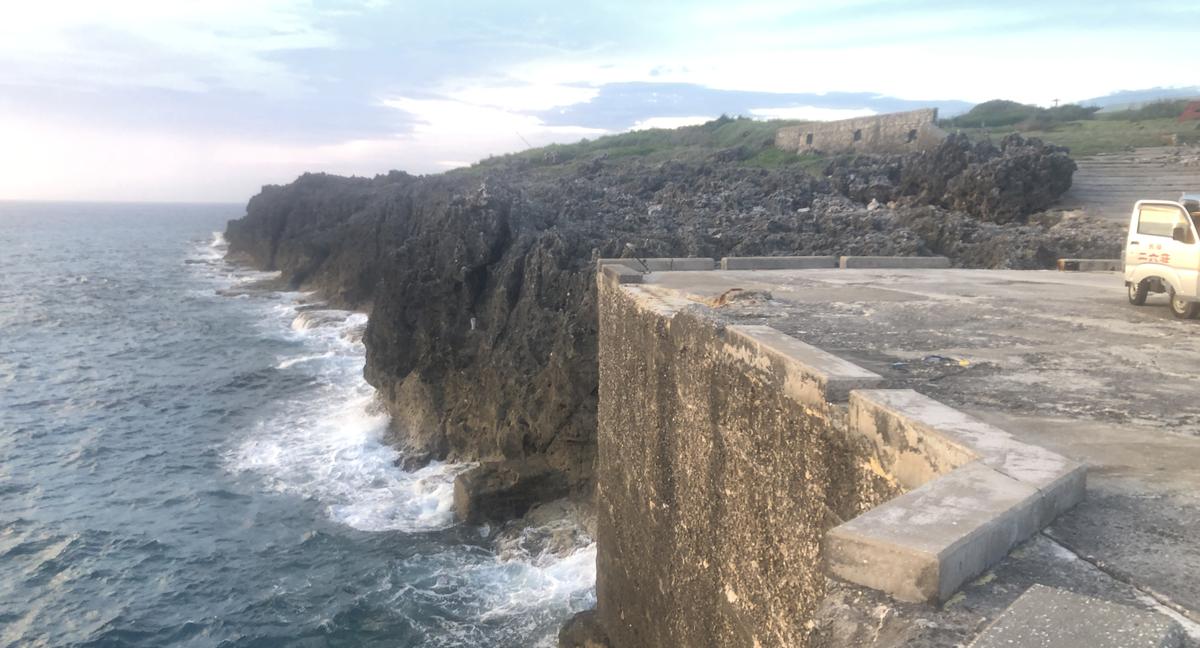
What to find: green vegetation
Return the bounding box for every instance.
[1098,99,1195,121]
[943,99,1100,129]
[471,115,830,172]
[949,98,1200,157]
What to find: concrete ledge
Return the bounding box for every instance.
[851,389,1086,526]
[839,256,951,269]
[969,584,1183,647]
[825,461,1043,603]
[723,324,883,406]
[829,389,1088,603]
[1057,258,1122,272]
[719,256,839,271]
[600,264,643,288]
[596,257,715,272]
[848,390,977,490]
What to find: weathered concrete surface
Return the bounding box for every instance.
[969,584,1183,648]
[829,388,1085,602]
[826,461,1044,603]
[725,324,883,405]
[839,255,951,269]
[720,256,839,270]
[593,277,900,648]
[850,389,1086,526]
[642,267,1200,637]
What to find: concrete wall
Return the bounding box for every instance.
[593,275,899,648]
[775,108,946,155]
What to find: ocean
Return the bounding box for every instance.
[0,202,594,647]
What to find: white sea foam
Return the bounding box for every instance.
[231,301,468,533]
[405,535,598,648]
[275,352,335,370]
[205,243,597,644]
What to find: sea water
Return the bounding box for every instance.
[0,202,594,647]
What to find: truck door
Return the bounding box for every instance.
[1132,203,1200,297]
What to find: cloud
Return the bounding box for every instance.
[2,0,1199,201]
[749,107,877,121]
[631,116,715,131]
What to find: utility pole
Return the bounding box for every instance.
[1053,98,1060,108]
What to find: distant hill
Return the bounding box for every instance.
[1079,86,1200,111]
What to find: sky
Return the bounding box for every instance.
[0,0,1196,203]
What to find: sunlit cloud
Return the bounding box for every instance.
[0,0,1196,201]
[631,116,714,131]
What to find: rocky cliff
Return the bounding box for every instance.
[224,126,1118,522]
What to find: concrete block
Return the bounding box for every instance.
[825,461,1043,603]
[839,256,951,269]
[596,257,715,272]
[719,256,838,271]
[600,264,643,288]
[850,389,1086,526]
[724,325,883,406]
[970,584,1183,648]
[1057,258,1122,272]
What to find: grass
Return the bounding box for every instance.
[469,115,827,172]
[954,117,1200,157]
[468,102,1200,176]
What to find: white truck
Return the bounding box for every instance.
[1126,193,1200,317]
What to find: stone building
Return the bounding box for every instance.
[775,108,946,154]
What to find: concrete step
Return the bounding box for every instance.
[969,584,1183,648]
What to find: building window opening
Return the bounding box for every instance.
[805,133,813,145]
[906,129,918,143]
[853,129,862,142]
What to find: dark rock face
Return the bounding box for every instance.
[828,134,1077,224]
[223,145,1112,520]
[452,458,569,524]
[558,609,610,648]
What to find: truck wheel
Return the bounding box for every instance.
[1128,280,1149,305]
[1168,289,1200,319]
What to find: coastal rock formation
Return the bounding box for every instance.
[828,133,1077,224]
[224,138,1114,520]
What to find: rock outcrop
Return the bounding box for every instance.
[828,133,1077,224]
[224,141,1114,521]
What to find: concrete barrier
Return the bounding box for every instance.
[724,324,884,405]
[826,389,1086,603]
[596,257,715,272]
[600,264,643,288]
[851,389,1086,526]
[1057,258,1122,272]
[825,461,1043,603]
[839,256,951,269]
[720,256,839,271]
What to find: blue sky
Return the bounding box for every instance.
[0,0,1196,202]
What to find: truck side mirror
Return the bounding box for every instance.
[1173,226,1189,243]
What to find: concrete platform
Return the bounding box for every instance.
[637,267,1200,640]
[970,584,1182,648]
